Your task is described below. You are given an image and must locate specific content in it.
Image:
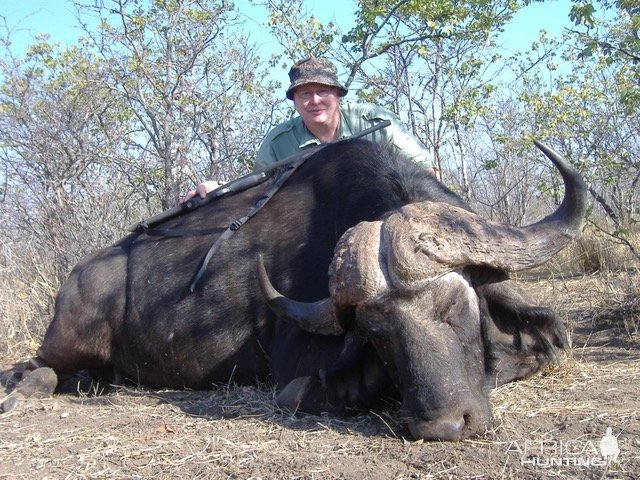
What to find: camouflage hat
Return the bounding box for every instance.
[286,58,348,100]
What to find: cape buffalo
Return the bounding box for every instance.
[4,138,586,441]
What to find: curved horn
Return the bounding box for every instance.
[257,254,344,335]
[527,140,587,238]
[384,141,587,284]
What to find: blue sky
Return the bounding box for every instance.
[1,0,574,57]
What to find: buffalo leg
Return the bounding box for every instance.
[276,374,347,415]
[276,345,394,416]
[36,247,126,379]
[1,357,120,414]
[1,367,57,413]
[276,376,315,413]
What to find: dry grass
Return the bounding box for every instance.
[545,225,640,276]
[2,343,638,479]
[0,241,60,363]
[492,357,639,432]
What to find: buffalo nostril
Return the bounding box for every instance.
[463,412,472,426]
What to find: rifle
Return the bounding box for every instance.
[126,119,392,233]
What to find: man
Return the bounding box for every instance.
[184,57,435,201]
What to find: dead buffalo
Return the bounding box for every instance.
[4,138,585,441]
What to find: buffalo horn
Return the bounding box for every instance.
[257,254,345,335]
[383,141,587,283]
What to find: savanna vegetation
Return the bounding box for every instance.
[0,1,638,478]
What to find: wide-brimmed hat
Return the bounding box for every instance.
[286,58,348,100]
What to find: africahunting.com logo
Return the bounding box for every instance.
[506,427,624,468]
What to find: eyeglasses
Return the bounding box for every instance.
[296,88,336,101]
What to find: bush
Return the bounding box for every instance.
[0,241,58,363]
[545,224,640,276]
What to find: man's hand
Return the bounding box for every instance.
[181,180,222,203]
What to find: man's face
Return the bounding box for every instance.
[292,83,340,131]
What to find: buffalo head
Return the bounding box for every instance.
[258,141,586,441]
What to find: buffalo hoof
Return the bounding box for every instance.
[0,392,25,413]
[0,367,57,413]
[276,376,314,414]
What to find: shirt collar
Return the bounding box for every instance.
[297,107,352,148]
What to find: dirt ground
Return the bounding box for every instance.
[1,274,638,479]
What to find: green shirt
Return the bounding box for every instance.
[253,102,432,171]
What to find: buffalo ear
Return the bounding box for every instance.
[469,268,567,386]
